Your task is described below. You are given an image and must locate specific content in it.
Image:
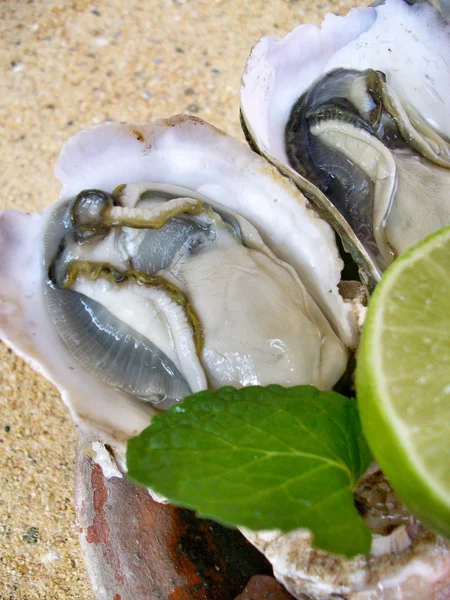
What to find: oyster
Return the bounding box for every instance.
[2,114,447,599]
[0,115,358,458]
[241,0,450,284]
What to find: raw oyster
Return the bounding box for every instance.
[241,0,450,284]
[0,115,358,459]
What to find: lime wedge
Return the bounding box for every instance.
[356,226,450,538]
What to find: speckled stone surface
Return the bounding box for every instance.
[0,0,356,597]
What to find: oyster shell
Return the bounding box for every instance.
[240,0,450,285]
[0,115,358,459]
[242,468,450,599]
[3,114,446,600]
[243,524,450,599]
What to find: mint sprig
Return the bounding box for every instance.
[126,385,372,557]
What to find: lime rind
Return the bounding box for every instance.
[356,226,450,538]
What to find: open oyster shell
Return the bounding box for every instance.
[3,114,447,599]
[241,468,450,598]
[240,0,450,286]
[243,524,450,599]
[0,115,360,461]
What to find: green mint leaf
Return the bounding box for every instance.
[126,385,373,557]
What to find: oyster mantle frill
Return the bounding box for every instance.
[0,115,358,456]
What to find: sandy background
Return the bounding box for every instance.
[1,0,356,597]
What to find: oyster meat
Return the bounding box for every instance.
[0,115,357,457]
[241,0,450,283]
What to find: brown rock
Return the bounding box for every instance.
[75,446,272,600]
[235,575,295,600]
